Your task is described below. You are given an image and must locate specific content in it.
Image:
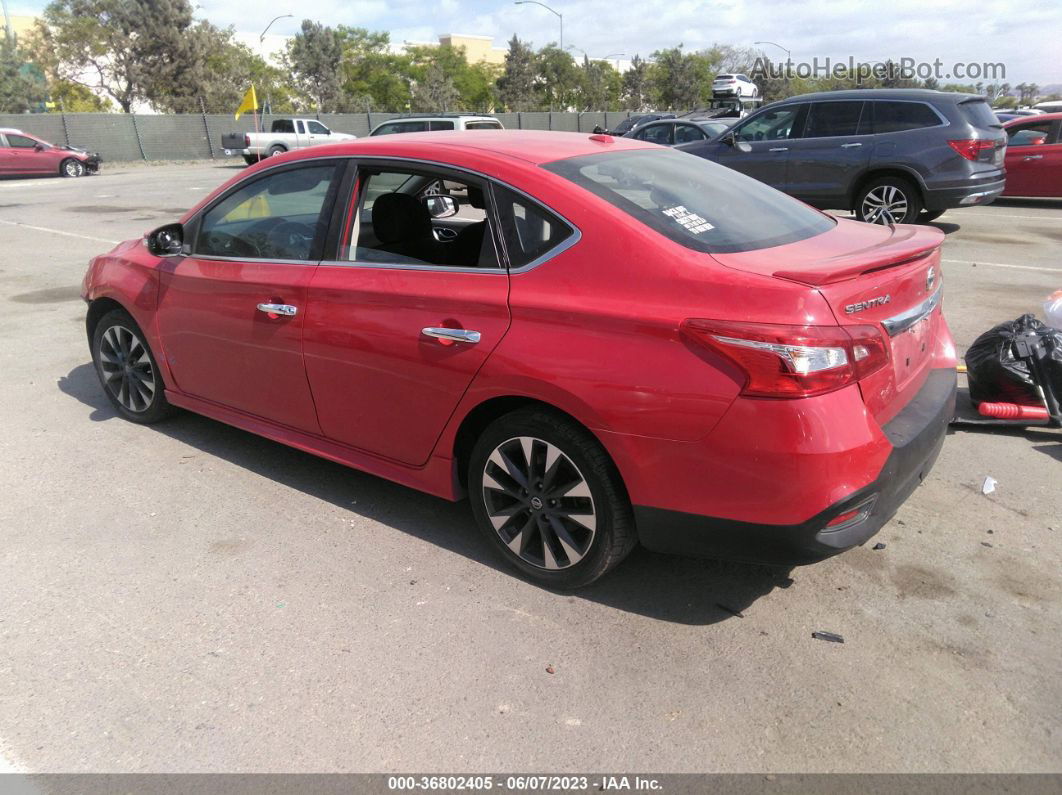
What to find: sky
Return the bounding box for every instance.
[8,0,1061,87]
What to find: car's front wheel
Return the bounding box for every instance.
[91,309,175,424]
[468,408,636,589]
[60,158,85,178]
[854,176,923,225]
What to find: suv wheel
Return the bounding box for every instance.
[855,176,923,225]
[468,408,636,589]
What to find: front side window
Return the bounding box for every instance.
[492,185,573,269]
[373,121,429,136]
[429,120,456,131]
[734,106,801,142]
[195,164,338,261]
[871,101,942,133]
[1007,121,1053,146]
[542,148,834,254]
[342,168,499,268]
[803,102,865,138]
[307,121,329,135]
[6,134,38,149]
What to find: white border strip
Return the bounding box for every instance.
[0,219,120,245]
[942,258,1060,274]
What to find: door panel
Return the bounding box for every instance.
[786,102,871,205]
[303,266,510,465]
[706,104,805,189]
[157,258,322,433]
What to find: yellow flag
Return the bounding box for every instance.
[234,86,258,120]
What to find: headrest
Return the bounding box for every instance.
[372,192,432,244]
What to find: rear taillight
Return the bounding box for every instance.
[244,134,251,147]
[947,139,996,161]
[681,319,889,398]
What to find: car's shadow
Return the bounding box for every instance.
[58,363,794,625]
[991,197,1062,210]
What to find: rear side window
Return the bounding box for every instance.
[674,124,707,144]
[373,121,429,136]
[803,102,865,138]
[272,119,295,134]
[871,102,942,133]
[959,100,1004,129]
[637,124,672,145]
[429,120,455,131]
[543,148,834,254]
[493,185,573,268]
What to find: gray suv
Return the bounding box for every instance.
[678,89,1006,224]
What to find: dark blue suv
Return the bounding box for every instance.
[678,89,1006,224]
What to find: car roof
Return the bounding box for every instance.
[376,114,499,121]
[1004,112,1062,125]
[774,88,984,104]
[312,130,657,165]
[0,127,25,134]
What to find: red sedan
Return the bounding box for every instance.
[1001,113,1062,197]
[81,132,956,587]
[0,128,100,177]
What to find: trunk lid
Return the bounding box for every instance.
[714,218,945,423]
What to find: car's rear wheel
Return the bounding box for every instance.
[243,155,259,166]
[268,145,286,157]
[60,158,85,178]
[855,176,923,225]
[468,408,636,589]
[91,309,175,424]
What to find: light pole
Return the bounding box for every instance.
[603,52,627,70]
[514,1,562,51]
[754,40,791,94]
[259,14,292,115]
[1,0,14,47]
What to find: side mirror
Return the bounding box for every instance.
[735,140,753,153]
[33,143,44,151]
[146,223,185,257]
[1030,134,1047,146]
[425,195,458,219]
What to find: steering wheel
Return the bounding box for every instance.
[265,221,316,259]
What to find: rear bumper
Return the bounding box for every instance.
[631,368,957,565]
[923,177,1005,210]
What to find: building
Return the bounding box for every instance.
[3,14,39,43]
[438,34,507,66]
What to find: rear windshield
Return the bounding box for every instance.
[716,75,734,80]
[959,99,1003,129]
[542,148,834,254]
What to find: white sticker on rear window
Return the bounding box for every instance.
[663,205,715,235]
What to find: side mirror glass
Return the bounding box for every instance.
[34,143,44,151]
[146,223,184,257]
[735,140,753,153]
[425,195,458,219]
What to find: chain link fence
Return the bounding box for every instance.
[0,110,644,163]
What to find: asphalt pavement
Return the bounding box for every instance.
[0,162,1059,773]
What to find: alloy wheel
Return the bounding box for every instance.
[861,185,909,224]
[481,436,597,571]
[64,160,84,177]
[97,325,156,413]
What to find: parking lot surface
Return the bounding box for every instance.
[0,162,1059,773]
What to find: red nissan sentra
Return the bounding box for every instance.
[81,131,956,588]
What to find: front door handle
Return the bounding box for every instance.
[422,327,481,344]
[769,146,788,152]
[840,142,863,148]
[1023,154,1043,160]
[257,303,297,317]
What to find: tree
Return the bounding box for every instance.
[496,35,536,111]
[576,56,619,111]
[0,37,48,112]
[649,45,708,109]
[411,59,459,112]
[337,27,411,111]
[30,0,202,112]
[621,55,651,110]
[535,45,581,109]
[287,19,343,112]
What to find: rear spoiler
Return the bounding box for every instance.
[773,243,940,286]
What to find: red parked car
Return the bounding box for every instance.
[81,132,956,587]
[1001,113,1062,197]
[0,128,100,178]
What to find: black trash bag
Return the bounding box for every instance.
[965,313,1062,405]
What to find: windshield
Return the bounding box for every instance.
[542,148,834,254]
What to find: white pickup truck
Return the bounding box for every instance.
[221,118,356,165]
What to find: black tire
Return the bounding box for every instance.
[468,408,636,589]
[60,158,85,178]
[267,145,286,158]
[854,176,923,225]
[91,309,175,424]
[920,209,946,223]
[243,154,259,166]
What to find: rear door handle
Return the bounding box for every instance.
[769,147,788,152]
[422,327,481,344]
[1023,154,1043,160]
[257,303,297,317]
[840,142,863,148]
